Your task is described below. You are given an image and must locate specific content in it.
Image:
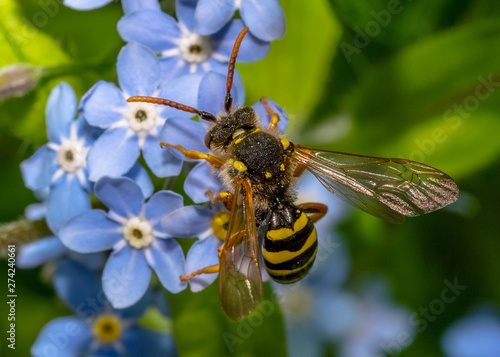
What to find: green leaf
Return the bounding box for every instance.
[337,19,500,176]
[379,97,500,179]
[169,282,287,357]
[238,0,342,135]
[349,19,500,129]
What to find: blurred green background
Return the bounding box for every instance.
[1,0,500,356]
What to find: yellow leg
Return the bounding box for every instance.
[180,264,220,281]
[261,97,280,131]
[206,190,234,209]
[160,142,225,168]
[297,202,328,223]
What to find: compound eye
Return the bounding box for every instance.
[204,132,212,148]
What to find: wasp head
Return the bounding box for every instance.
[205,107,259,151]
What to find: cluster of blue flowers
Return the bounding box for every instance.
[21,1,497,357]
[20,0,285,355]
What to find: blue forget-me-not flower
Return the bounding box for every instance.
[441,306,500,357]
[59,176,187,308]
[80,42,205,181]
[117,0,269,83]
[20,82,93,232]
[31,259,175,356]
[192,0,286,41]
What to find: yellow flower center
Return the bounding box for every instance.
[93,314,122,343]
[211,212,230,241]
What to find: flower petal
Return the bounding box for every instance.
[442,309,500,357]
[59,210,122,253]
[176,0,197,31]
[87,127,140,182]
[212,19,270,62]
[159,56,190,83]
[20,145,57,191]
[118,10,180,53]
[145,190,184,230]
[31,316,91,356]
[94,176,145,217]
[185,236,221,292]
[117,42,160,97]
[80,80,127,128]
[103,246,151,308]
[197,71,238,115]
[53,259,105,314]
[160,116,207,161]
[195,0,235,36]
[251,97,288,133]
[122,326,176,355]
[117,289,152,319]
[240,0,286,41]
[25,200,48,221]
[162,205,212,238]
[125,162,154,198]
[47,176,91,232]
[184,162,223,203]
[122,0,161,13]
[17,236,67,268]
[158,73,204,119]
[148,239,187,293]
[142,134,183,178]
[46,82,77,142]
[63,0,110,10]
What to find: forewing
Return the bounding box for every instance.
[294,145,459,224]
[219,177,263,321]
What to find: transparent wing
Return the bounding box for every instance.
[219,177,263,321]
[293,145,459,224]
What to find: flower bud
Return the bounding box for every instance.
[0,64,41,101]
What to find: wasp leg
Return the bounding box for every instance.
[206,190,234,210]
[180,264,220,281]
[297,203,328,223]
[260,97,280,131]
[293,164,307,177]
[160,142,225,168]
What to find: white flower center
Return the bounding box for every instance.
[179,32,212,64]
[125,102,159,133]
[56,137,89,173]
[123,216,154,249]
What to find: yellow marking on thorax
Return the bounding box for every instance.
[265,172,272,179]
[280,163,285,171]
[234,128,262,145]
[281,137,290,150]
[266,213,308,240]
[233,160,247,172]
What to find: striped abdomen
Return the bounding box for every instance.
[262,206,318,284]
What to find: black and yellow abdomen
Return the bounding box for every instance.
[262,205,318,284]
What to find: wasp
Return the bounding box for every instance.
[127,28,459,321]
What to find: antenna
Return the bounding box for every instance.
[126,27,250,122]
[126,96,216,122]
[224,27,249,113]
